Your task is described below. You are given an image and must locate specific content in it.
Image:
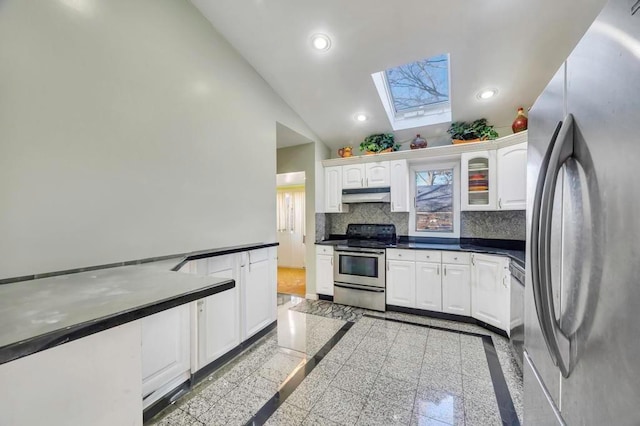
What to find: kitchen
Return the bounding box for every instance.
[1,0,639,425]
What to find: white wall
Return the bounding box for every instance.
[0,0,319,279]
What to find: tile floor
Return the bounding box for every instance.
[149,296,523,426]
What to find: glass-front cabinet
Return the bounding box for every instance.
[461,151,496,210]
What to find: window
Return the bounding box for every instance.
[409,162,460,238]
[371,54,451,131]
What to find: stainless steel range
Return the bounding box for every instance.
[333,224,396,312]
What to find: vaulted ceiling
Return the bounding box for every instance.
[191,0,606,150]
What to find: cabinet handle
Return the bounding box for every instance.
[437,265,440,275]
[471,254,475,266]
[361,178,364,187]
[197,300,204,313]
[499,198,503,209]
[330,257,333,266]
[503,274,508,288]
[444,265,447,276]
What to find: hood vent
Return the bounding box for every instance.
[342,187,391,203]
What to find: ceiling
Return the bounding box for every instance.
[191,0,606,150]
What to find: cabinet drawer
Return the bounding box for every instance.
[414,250,441,263]
[249,248,269,263]
[442,251,470,265]
[316,245,334,256]
[386,249,416,261]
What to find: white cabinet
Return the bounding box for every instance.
[471,253,510,333]
[197,254,239,370]
[461,150,497,211]
[243,249,273,339]
[324,166,347,213]
[386,259,416,308]
[390,160,410,212]
[416,261,442,311]
[497,142,527,210]
[141,304,190,408]
[342,162,390,189]
[315,245,334,296]
[268,247,278,322]
[365,162,391,188]
[442,263,471,316]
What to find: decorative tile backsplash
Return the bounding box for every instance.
[316,204,525,241]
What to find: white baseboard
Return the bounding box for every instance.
[305,293,318,300]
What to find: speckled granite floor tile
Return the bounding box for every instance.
[381,355,423,384]
[222,384,269,415]
[388,341,426,366]
[330,364,378,395]
[344,346,388,373]
[153,407,203,426]
[177,395,214,420]
[409,412,452,426]
[238,373,281,399]
[414,385,465,425]
[395,329,429,350]
[286,374,332,411]
[464,397,502,426]
[419,366,463,396]
[264,403,309,426]
[301,413,341,426]
[369,374,418,410]
[356,396,412,426]
[310,386,368,426]
[197,398,253,426]
[198,378,237,401]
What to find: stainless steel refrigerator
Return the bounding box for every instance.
[525,0,640,424]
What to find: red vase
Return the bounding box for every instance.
[512,107,528,133]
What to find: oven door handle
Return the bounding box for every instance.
[334,283,385,293]
[335,249,386,255]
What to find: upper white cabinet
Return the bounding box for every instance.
[497,142,527,210]
[324,166,347,213]
[315,245,334,296]
[342,162,390,189]
[390,160,410,212]
[461,151,497,211]
[471,253,510,333]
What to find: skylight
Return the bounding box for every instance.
[372,53,451,131]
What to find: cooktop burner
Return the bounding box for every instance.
[344,224,397,248]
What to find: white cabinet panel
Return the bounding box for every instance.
[316,253,334,296]
[365,162,390,188]
[342,164,366,189]
[198,287,239,369]
[497,142,527,210]
[325,166,346,213]
[442,263,471,316]
[471,254,510,332]
[387,248,416,261]
[416,261,442,312]
[141,305,190,404]
[243,258,272,338]
[386,260,416,308]
[390,160,410,212]
[268,247,278,322]
[461,151,497,211]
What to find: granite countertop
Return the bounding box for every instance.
[0,241,278,365]
[316,237,525,267]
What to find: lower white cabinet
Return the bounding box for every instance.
[243,249,273,339]
[198,286,239,370]
[141,304,190,408]
[316,246,334,296]
[442,263,471,316]
[416,261,442,311]
[386,259,416,308]
[471,253,510,332]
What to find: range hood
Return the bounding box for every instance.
[341,187,391,203]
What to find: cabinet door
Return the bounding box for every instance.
[497,142,527,210]
[442,263,471,315]
[198,286,239,369]
[461,151,497,211]
[342,164,365,189]
[416,261,442,312]
[316,254,334,296]
[390,160,410,212]
[386,260,416,308]
[141,305,190,403]
[365,161,390,188]
[244,258,272,338]
[268,247,278,321]
[325,166,344,213]
[471,254,510,331]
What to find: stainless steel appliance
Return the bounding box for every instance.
[525,0,640,423]
[333,224,396,312]
[509,261,525,370]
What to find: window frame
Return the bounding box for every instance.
[408,160,461,238]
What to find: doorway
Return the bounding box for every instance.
[276,172,306,296]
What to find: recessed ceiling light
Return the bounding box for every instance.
[477,89,498,100]
[311,33,331,51]
[355,113,368,122]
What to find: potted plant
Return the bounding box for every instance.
[359,133,400,154]
[447,118,499,144]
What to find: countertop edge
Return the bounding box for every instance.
[0,278,235,366]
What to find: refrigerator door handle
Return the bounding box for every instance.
[534,114,576,378]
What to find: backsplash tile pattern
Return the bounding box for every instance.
[460,210,526,240]
[325,203,409,236]
[315,213,328,241]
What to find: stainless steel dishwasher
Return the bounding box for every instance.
[509,261,525,370]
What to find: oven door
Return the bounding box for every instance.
[334,248,385,288]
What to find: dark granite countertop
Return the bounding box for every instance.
[316,237,525,267]
[0,241,278,365]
